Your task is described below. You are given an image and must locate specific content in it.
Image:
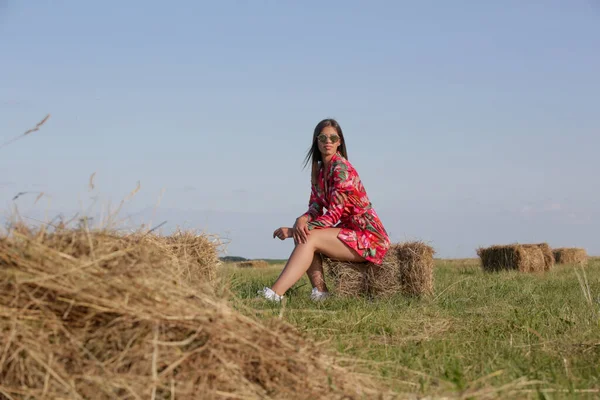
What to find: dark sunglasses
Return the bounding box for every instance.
[317,133,340,143]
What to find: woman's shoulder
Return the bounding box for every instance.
[331,153,361,185]
[332,153,356,173]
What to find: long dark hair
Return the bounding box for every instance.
[303,118,348,184]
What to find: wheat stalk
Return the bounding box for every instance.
[0,114,51,150]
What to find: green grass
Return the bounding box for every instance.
[222,259,600,398]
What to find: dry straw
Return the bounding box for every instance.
[553,247,588,265]
[0,223,387,399]
[237,260,269,269]
[324,241,435,298]
[160,228,222,283]
[394,242,435,297]
[477,244,546,273]
[323,257,370,296]
[522,243,554,271]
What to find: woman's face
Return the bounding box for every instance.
[317,126,341,158]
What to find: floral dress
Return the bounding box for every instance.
[301,152,391,265]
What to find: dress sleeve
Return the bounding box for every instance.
[300,183,322,222]
[307,161,352,230]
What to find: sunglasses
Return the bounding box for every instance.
[317,133,340,143]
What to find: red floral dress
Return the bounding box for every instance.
[301,152,391,265]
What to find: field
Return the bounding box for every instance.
[225,257,600,398]
[1,221,598,398]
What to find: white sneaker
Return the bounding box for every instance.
[257,287,283,303]
[310,287,331,302]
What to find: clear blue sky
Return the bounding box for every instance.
[1,1,599,259]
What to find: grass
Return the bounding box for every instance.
[222,258,600,398]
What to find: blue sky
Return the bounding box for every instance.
[1,1,599,259]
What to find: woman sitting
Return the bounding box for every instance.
[260,118,391,302]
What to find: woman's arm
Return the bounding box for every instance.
[300,183,322,222]
[292,183,322,244]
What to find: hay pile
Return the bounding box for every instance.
[324,241,435,298]
[553,247,588,265]
[4,226,221,285]
[0,226,384,399]
[477,244,546,272]
[238,260,269,268]
[161,229,222,283]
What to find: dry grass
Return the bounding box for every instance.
[0,223,387,400]
[0,114,51,151]
[477,244,546,273]
[4,223,221,285]
[237,260,269,269]
[160,229,222,283]
[324,242,435,298]
[553,247,588,265]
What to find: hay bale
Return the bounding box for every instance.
[522,243,554,271]
[553,247,588,265]
[477,244,546,272]
[324,256,369,297]
[0,226,385,399]
[367,249,401,298]
[323,241,435,298]
[395,242,435,297]
[237,259,269,268]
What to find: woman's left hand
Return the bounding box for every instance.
[273,227,293,241]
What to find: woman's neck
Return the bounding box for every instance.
[322,153,335,171]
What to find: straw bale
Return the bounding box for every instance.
[0,227,385,399]
[367,249,401,298]
[323,241,435,298]
[553,247,588,265]
[477,244,545,272]
[395,242,435,297]
[522,243,554,271]
[324,256,370,297]
[238,260,269,268]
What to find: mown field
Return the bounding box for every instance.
[224,257,600,398]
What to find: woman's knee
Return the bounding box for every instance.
[293,233,318,251]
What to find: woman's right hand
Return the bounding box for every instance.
[293,216,310,244]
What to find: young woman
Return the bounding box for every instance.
[259,118,391,302]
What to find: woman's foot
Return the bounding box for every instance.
[310,287,331,302]
[257,287,283,302]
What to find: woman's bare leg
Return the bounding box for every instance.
[306,253,328,292]
[271,228,365,296]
